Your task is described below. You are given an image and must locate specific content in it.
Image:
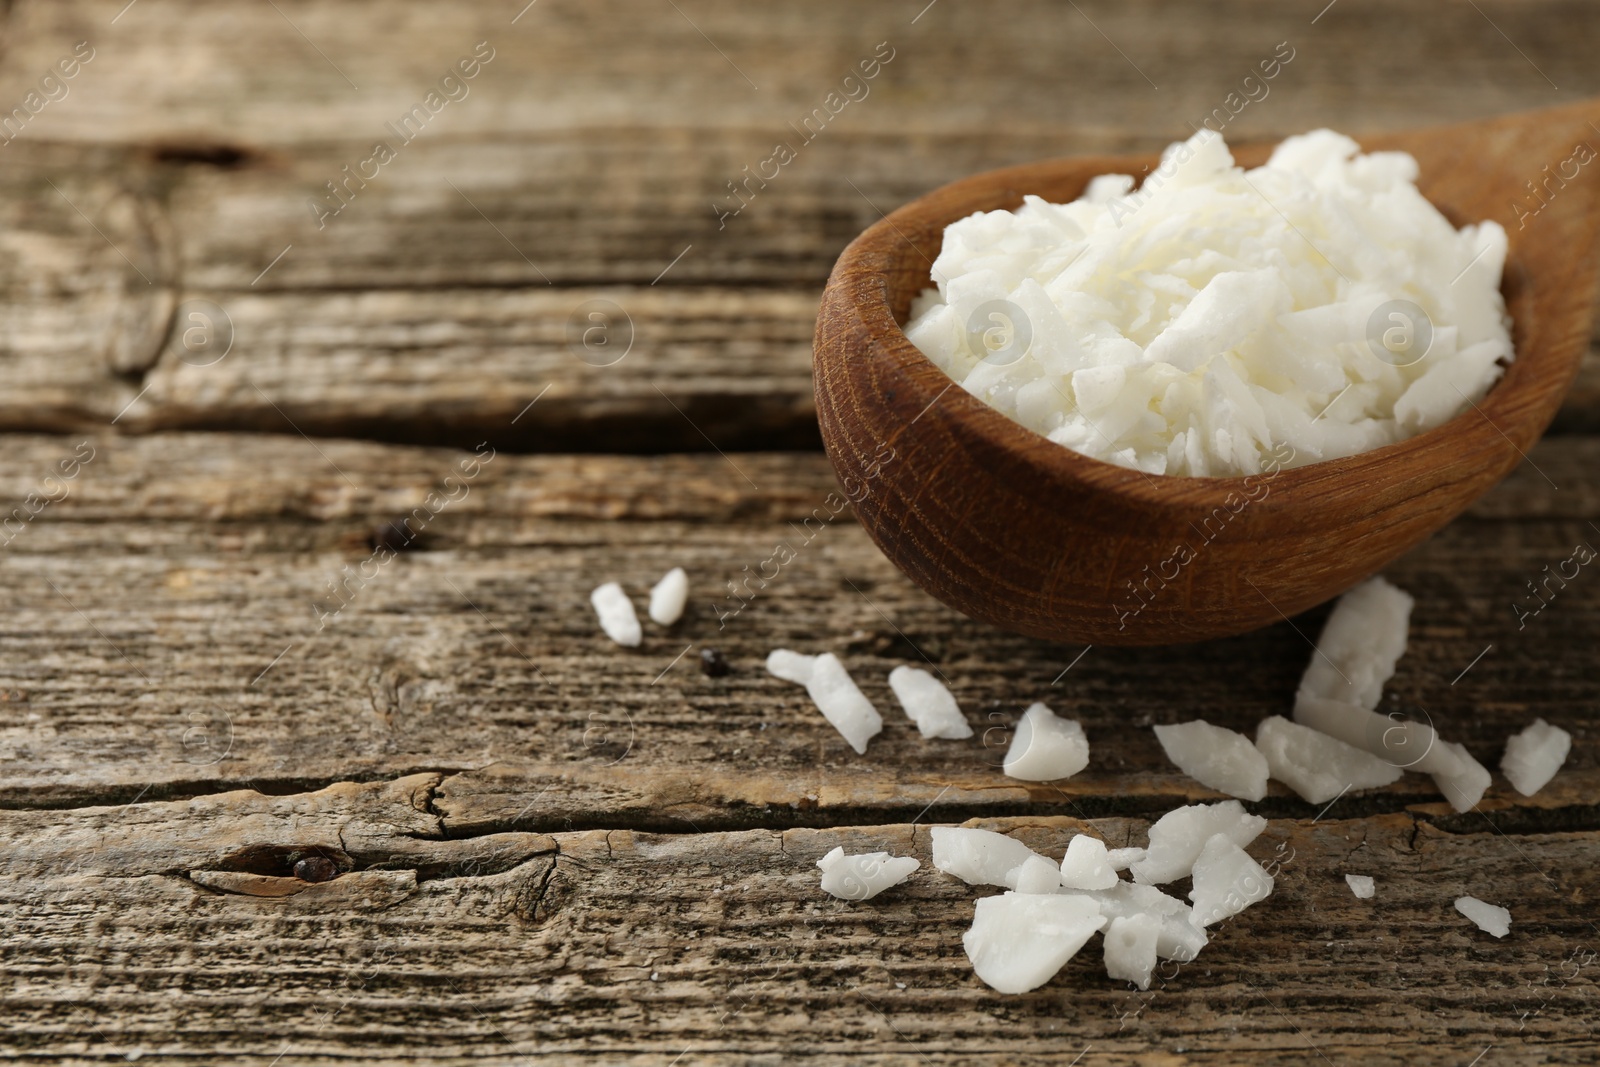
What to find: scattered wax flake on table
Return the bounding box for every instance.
[1059,834,1119,891]
[931,801,1296,993]
[1254,715,1402,804]
[1188,833,1274,927]
[1296,692,1488,811]
[1012,854,1067,894]
[1103,913,1162,991]
[765,648,815,684]
[1455,895,1512,938]
[1130,799,1266,885]
[1501,717,1573,796]
[647,566,688,625]
[590,581,641,647]
[962,893,1107,994]
[765,649,882,754]
[1090,882,1209,962]
[1106,846,1147,871]
[931,826,1046,888]
[903,129,1512,476]
[1153,719,1269,801]
[815,846,919,901]
[1002,702,1089,781]
[1295,576,1413,711]
[1431,739,1492,813]
[1288,576,1489,812]
[1345,874,1376,899]
[888,664,974,739]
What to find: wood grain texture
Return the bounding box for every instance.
[4,0,1600,449]
[42,130,1598,449]
[815,101,1600,645]
[3,795,1596,1065]
[1,0,1593,144]
[1,0,1597,1061]
[0,434,1592,833]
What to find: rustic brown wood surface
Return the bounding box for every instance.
[1,1,1598,1064]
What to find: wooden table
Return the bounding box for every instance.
[2,2,1597,1063]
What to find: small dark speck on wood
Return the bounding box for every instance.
[700,648,730,677]
[294,856,340,883]
[370,519,423,553]
[146,141,254,168]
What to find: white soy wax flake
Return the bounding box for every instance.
[1345,874,1375,900]
[1002,702,1090,781]
[647,567,688,626]
[1293,694,1435,771]
[1501,718,1572,797]
[1012,854,1065,895]
[1254,715,1402,804]
[1430,740,1492,813]
[1455,895,1511,938]
[1286,575,1491,814]
[590,582,641,647]
[1103,913,1162,990]
[1295,577,1414,711]
[1188,833,1274,927]
[1130,800,1267,886]
[1059,835,1119,891]
[1154,720,1270,801]
[816,846,920,901]
[765,650,882,755]
[963,892,1107,994]
[1089,882,1208,962]
[888,665,974,740]
[903,129,1513,477]
[1105,847,1147,872]
[765,648,815,685]
[930,826,1044,888]
[805,654,883,755]
[1293,695,1486,813]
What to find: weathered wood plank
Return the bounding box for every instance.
[122,286,826,452]
[4,166,1600,447]
[0,432,1596,529]
[0,434,1592,824]
[0,0,1590,144]
[1,792,1594,1064]
[2,0,1594,1059]
[4,0,1599,446]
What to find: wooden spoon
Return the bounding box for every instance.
[815,99,1600,646]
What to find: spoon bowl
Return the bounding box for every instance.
[814,100,1600,645]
